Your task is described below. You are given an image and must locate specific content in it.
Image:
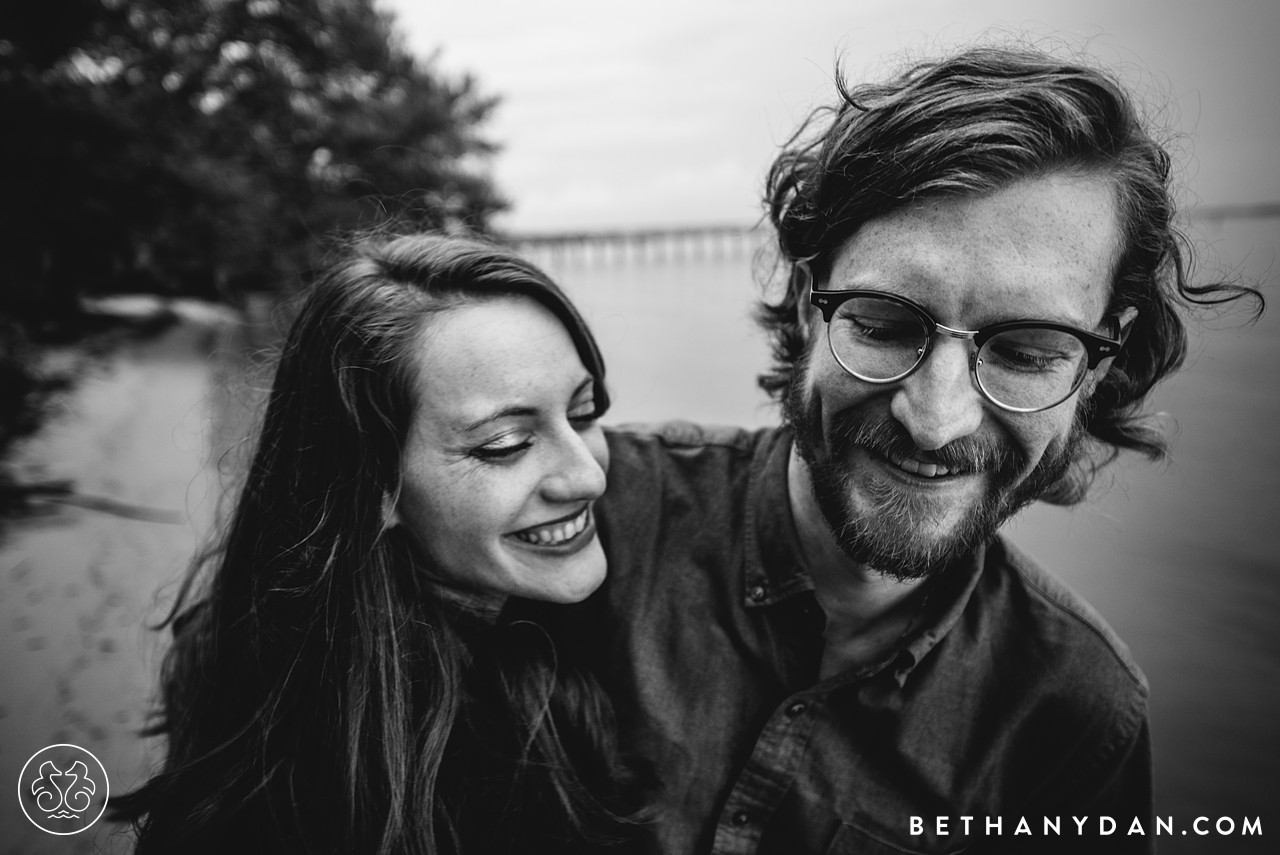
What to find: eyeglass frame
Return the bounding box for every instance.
[808,287,1134,413]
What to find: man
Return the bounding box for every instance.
[583,46,1255,854]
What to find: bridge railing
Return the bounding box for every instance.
[499,203,1279,268]
[501,223,771,268]
[1191,202,1280,226]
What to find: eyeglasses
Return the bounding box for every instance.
[809,289,1133,413]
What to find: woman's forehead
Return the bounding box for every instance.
[406,296,592,435]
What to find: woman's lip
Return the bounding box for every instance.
[514,504,588,529]
[515,506,590,532]
[506,506,596,551]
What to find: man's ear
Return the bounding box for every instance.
[795,261,819,345]
[1081,306,1139,397]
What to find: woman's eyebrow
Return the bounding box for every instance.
[460,375,595,433]
[460,405,538,434]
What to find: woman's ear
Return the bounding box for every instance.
[381,487,402,533]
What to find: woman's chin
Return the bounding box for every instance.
[510,535,608,604]
[552,539,609,603]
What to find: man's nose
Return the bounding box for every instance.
[539,429,607,502]
[889,338,985,450]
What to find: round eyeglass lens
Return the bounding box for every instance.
[828,296,929,380]
[975,327,1089,410]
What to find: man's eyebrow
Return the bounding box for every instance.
[459,376,595,433]
[993,309,1099,329]
[841,283,1100,330]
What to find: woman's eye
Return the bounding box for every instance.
[568,388,603,423]
[471,437,531,461]
[568,405,598,425]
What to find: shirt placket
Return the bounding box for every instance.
[709,690,826,855]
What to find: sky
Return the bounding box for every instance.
[377,0,1280,234]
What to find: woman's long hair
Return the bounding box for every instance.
[111,232,635,853]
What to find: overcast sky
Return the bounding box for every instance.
[377,0,1279,233]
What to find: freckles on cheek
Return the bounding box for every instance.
[403,460,476,533]
[1007,411,1071,470]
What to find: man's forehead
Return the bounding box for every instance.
[821,173,1121,325]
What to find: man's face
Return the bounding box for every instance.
[788,172,1121,580]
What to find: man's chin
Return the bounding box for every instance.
[815,480,993,581]
[809,446,1025,581]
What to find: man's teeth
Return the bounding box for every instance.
[514,508,589,545]
[888,452,952,478]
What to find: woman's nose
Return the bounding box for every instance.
[539,427,608,502]
[889,338,986,450]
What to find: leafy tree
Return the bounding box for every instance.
[1,0,505,332]
[0,0,504,478]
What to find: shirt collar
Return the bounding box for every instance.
[743,425,987,683]
[889,545,985,683]
[742,426,815,608]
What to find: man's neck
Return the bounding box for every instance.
[786,443,930,679]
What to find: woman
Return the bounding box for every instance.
[112,233,642,853]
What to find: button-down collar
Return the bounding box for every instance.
[743,426,987,684]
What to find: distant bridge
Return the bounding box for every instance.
[501,203,1280,267]
[1192,202,1280,225]
[503,223,770,267]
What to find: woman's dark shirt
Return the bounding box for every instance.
[115,600,644,854]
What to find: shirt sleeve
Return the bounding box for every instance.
[1065,711,1154,854]
[990,696,1154,854]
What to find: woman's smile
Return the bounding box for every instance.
[510,505,594,548]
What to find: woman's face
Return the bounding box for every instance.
[394,295,609,603]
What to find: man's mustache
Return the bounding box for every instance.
[829,411,1023,476]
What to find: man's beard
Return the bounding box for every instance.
[785,373,1082,582]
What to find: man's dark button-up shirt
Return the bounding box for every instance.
[587,423,1152,854]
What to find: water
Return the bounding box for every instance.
[0,220,1275,853]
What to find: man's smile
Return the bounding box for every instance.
[887,451,953,478]
[851,444,988,498]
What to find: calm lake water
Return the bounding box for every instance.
[1,217,1275,853]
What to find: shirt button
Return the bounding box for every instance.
[785,702,807,718]
[732,810,751,826]
[749,585,766,602]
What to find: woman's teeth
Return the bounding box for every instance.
[887,451,952,478]
[513,508,589,545]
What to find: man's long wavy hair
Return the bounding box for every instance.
[111,233,635,853]
[760,46,1261,503]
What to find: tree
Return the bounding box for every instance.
[0,0,506,331]
[0,0,505,478]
